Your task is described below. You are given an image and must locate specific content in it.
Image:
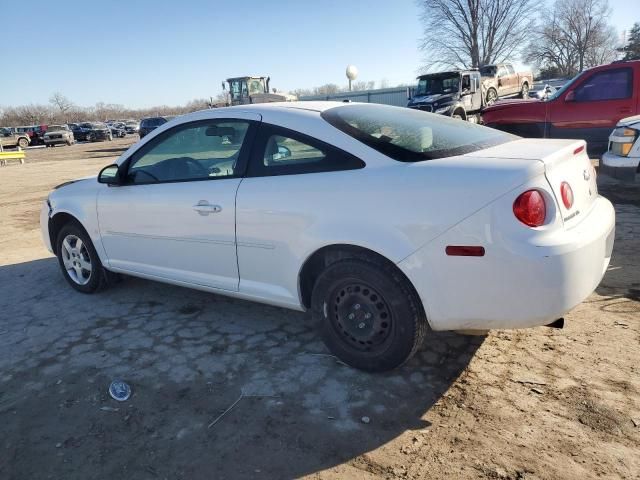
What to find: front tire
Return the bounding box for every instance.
[56,223,107,293]
[311,258,428,372]
[17,138,28,149]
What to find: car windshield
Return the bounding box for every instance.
[142,118,166,127]
[91,123,106,129]
[416,74,460,96]
[48,125,66,131]
[479,65,497,76]
[321,103,515,162]
[125,121,137,125]
[545,72,583,101]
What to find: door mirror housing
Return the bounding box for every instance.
[565,90,575,102]
[98,164,122,185]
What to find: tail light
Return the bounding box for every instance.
[513,190,546,227]
[560,182,573,209]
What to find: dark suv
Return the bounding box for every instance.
[139,116,174,139]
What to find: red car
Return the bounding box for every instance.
[482,60,640,155]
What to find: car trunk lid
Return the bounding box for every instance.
[465,138,598,227]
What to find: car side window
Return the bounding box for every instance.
[506,65,515,75]
[248,125,365,177]
[574,68,633,102]
[263,135,325,167]
[126,120,250,184]
[461,75,470,92]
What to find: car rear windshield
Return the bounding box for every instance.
[141,117,167,127]
[321,103,515,161]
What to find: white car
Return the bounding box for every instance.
[601,115,640,182]
[40,102,615,371]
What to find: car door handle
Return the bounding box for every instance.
[193,201,222,215]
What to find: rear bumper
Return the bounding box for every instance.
[600,152,639,182]
[399,196,615,331]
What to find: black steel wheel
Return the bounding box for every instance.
[312,257,428,372]
[330,281,393,352]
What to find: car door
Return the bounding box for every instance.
[547,67,636,154]
[235,123,365,306]
[505,64,517,95]
[497,66,510,96]
[97,114,259,291]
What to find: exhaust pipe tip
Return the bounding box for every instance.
[545,318,565,329]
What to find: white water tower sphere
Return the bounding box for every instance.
[346,65,358,81]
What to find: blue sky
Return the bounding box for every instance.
[0,0,634,109]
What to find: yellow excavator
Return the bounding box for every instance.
[221,76,297,106]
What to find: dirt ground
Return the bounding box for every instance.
[0,138,638,480]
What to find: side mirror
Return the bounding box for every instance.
[98,164,121,185]
[565,90,575,102]
[221,81,226,91]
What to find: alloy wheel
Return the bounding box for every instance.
[61,234,92,285]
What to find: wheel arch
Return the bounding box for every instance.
[452,106,467,120]
[48,211,89,256]
[297,243,423,313]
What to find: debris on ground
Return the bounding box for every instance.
[108,380,132,402]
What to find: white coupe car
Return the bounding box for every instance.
[41,102,615,371]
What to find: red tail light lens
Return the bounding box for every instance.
[513,190,546,227]
[560,181,573,209]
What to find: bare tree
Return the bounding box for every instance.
[351,81,376,91]
[419,0,536,69]
[525,0,617,76]
[49,92,73,120]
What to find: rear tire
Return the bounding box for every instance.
[520,83,529,99]
[311,258,428,372]
[17,138,28,149]
[56,222,107,293]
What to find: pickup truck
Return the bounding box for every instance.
[0,127,30,149]
[407,70,483,122]
[480,63,533,104]
[482,60,640,155]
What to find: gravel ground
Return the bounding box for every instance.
[0,139,638,479]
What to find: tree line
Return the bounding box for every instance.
[0,95,212,128]
[420,0,639,78]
